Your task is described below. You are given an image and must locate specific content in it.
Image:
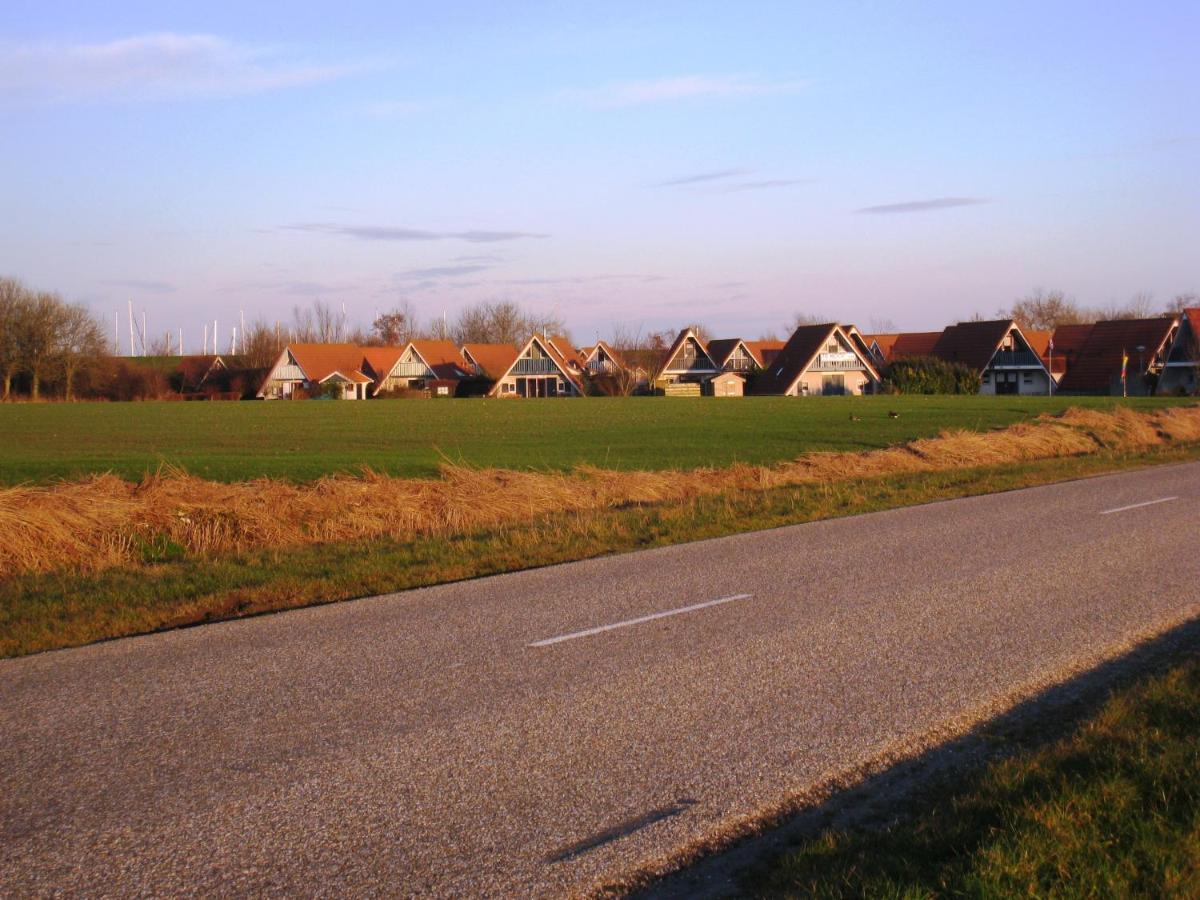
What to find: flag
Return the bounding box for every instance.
[1048,335,1054,352]
[1121,349,1129,381]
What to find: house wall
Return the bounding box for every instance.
[787,370,873,396]
[1158,364,1198,395]
[493,374,578,397]
[980,369,1051,395]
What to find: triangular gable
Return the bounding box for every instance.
[257,346,310,397]
[581,340,627,372]
[488,335,584,396]
[657,328,719,379]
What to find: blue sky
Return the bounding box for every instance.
[1,1,1197,349]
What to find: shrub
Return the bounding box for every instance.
[884,356,981,394]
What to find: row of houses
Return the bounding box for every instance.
[255,308,1200,400]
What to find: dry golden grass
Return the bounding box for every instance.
[2,405,1198,579]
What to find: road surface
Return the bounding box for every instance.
[3,462,1198,897]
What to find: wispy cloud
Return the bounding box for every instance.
[283,223,546,243]
[564,74,809,109]
[103,279,175,294]
[394,264,494,281]
[347,98,439,118]
[654,168,751,187]
[857,197,989,214]
[0,33,365,103]
[501,273,665,286]
[721,178,812,193]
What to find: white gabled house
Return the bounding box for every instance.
[655,328,721,385]
[753,323,882,396]
[370,340,472,395]
[488,334,586,397]
[257,343,374,400]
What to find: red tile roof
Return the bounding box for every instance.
[1057,317,1179,393]
[285,343,373,384]
[887,331,942,360]
[461,343,519,380]
[744,340,785,367]
[360,346,405,383]
[409,340,472,379]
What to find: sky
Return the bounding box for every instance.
[1,1,1197,351]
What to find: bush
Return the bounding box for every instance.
[884,356,981,394]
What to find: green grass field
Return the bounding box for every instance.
[0,395,1191,483]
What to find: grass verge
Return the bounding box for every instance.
[4,441,1199,658]
[744,644,1200,898]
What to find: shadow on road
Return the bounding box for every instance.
[638,613,1200,900]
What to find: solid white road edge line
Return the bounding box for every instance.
[529,594,753,648]
[1100,496,1179,515]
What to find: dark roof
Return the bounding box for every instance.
[1058,317,1178,393]
[1050,323,1094,357]
[753,323,840,394]
[931,320,1015,371]
[705,338,744,368]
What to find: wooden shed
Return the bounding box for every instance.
[705,372,745,397]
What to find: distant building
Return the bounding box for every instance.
[1157,309,1200,395]
[1057,317,1179,395]
[753,323,881,396]
[488,334,586,397]
[258,344,374,400]
[931,320,1052,395]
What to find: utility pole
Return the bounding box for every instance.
[127,301,135,357]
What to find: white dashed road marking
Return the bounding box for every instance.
[529,594,753,647]
[1100,496,1178,515]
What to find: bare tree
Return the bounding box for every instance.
[451,300,564,345]
[20,292,64,400]
[291,300,347,343]
[238,319,287,368]
[786,311,826,332]
[1008,289,1085,331]
[0,278,29,399]
[867,316,897,334]
[371,302,418,345]
[1164,292,1198,316]
[56,304,108,400]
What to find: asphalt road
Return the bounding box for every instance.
[3,462,1199,897]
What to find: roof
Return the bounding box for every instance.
[546,335,584,372]
[706,338,750,368]
[284,343,373,385]
[1050,323,1094,356]
[319,369,373,385]
[1025,330,1052,358]
[931,320,1021,371]
[888,331,942,360]
[360,346,405,382]
[461,343,519,380]
[744,340,785,367]
[408,340,472,379]
[755,323,871,394]
[1058,317,1179,393]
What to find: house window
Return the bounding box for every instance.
[982,372,990,382]
[1023,372,1033,382]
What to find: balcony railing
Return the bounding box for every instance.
[664,357,717,373]
[990,350,1041,368]
[393,362,429,377]
[725,357,754,371]
[587,359,618,374]
[512,357,561,375]
[810,353,865,372]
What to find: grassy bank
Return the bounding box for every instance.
[4,441,1200,658]
[0,395,1187,484]
[746,647,1200,898]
